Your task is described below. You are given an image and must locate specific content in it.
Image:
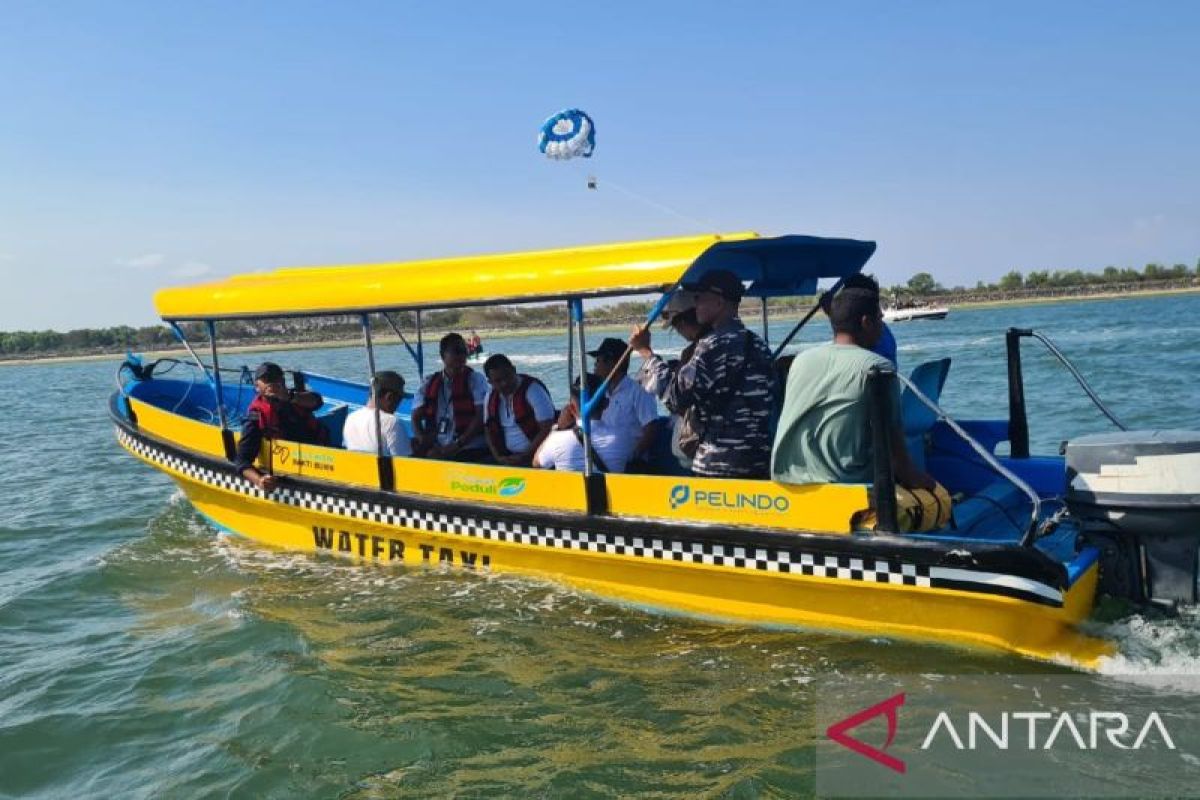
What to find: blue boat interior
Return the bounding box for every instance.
[117,355,1097,589]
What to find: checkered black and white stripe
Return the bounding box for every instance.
[119,427,1072,602]
[119,429,271,500]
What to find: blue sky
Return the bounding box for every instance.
[2,0,1197,329]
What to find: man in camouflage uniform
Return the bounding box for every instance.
[630,269,778,478]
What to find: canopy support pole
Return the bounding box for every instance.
[771,277,847,360]
[571,299,593,477]
[169,321,222,413]
[760,297,770,345]
[415,311,425,379]
[382,312,421,373]
[573,299,608,516]
[566,301,575,392]
[362,314,394,491]
[205,321,235,460]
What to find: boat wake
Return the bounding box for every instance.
[506,352,568,366]
[1092,607,1200,687]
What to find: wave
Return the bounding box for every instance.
[1092,607,1200,690]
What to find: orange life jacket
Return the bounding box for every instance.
[247,394,326,445]
[484,375,549,455]
[413,367,477,437]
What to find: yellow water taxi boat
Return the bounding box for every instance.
[114,232,1174,666]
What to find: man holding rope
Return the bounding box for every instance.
[629,269,777,479]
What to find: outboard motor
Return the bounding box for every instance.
[1065,431,1200,607]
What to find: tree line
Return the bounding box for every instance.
[898,259,1198,296]
[3,259,1197,359]
[0,305,636,358]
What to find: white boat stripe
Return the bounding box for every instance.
[929,567,1062,603]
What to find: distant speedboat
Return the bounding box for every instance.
[884,305,949,323]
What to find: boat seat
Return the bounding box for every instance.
[950,480,1028,541]
[906,478,1031,545]
[317,404,350,449]
[637,416,690,476]
[901,358,951,471]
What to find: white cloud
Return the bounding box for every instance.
[171,261,213,279]
[116,252,167,269]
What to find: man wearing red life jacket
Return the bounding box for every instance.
[234,362,326,493]
[482,354,555,467]
[411,333,490,461]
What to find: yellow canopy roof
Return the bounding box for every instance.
[154,231,878,321]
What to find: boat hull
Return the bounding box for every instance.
[114,419,1110,667]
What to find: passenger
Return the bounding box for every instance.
[482,354,555,466]
[771,284,935,489]
[343,370,412,456]
[630,269,778,479]
[467,329,484,358]
[638,292,711,470]
[533,374,632,473]
[234,362,326,493]
[820,274,898,368]
[587,337,659,466]
[411,333,490,462]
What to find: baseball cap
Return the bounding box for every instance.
[586,337,627,361]
[681,268,745,302]
[254,362,285,382]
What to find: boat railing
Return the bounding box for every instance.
[118,356,254,384]
[1005,328,1126,458]
[870,366,1042,546]
[116,356,258,433]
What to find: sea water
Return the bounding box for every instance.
[1,294,1198,797]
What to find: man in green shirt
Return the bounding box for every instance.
[771,285,934,489]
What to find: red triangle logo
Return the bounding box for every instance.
[826,692,907,774]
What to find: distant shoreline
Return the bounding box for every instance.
[934,285,1200,311]
[4,285,1198,368]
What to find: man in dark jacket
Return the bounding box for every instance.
[630,269,778,478]
[234,362,325,493]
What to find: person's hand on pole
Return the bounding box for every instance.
[629,324,652,358]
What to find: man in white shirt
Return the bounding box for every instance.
[588,337,660,465]
[482,354,555,466]
[343,371,412,457]
[534,374,632,473]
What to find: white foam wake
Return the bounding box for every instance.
[1093,607,1200,690]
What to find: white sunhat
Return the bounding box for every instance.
[660,291,696,328]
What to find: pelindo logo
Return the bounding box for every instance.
[669,485,690,509]
[668,486,791,513]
